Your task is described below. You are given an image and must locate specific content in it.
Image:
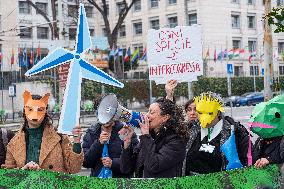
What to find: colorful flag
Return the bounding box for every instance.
[140,48,147,62]
[204,48,209,61]
[248,51,257,64]
[10,48,15,65]
[109,48,115,57]
[217,51,223,60]
[34,44,41,64]
[214,49,217,62]
[123,47,131,62]
[30,48,34,66]
[23,47,27,67]
[131,49,139,63]
[0,51,2,65]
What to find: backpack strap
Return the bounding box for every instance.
[1,128,8,151]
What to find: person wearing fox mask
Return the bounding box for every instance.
[183,92,250,175]
[2,90,83,174]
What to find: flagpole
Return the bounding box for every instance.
[1,53,3,111]
[226,37,233,117]
[122,52,124,79]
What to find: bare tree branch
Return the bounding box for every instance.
[25,0,55,39]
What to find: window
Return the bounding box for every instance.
[234,66,243,76]
[102,28,107,37]
[20,26,32,38]
[133,0,141,11]
[279,66,284,75]
[19,1,31,14]
[232,39,241,49]
[188,13,197,26]
[150,18,159,30]
[37,27,48,39]
[168,16,178,28]
[231,0,239,3]
[68,5,78,17]
[69,28,77,40]
[231,14,240,28]
[169,0,177,5]
[116,2,125,15]
[119,25,126,37]
[247,15,256,29]
[150,0,158,8]
[35,2,47,14]
[89,29,95,36]
[278,42,284,54]
[248,40,257,52]
[277,0,284,6]
[85,6,93,18]
[247,0,254,5]
[133,22,142,35]
[250,65,259,76]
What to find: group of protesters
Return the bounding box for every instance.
[0,80,283,179]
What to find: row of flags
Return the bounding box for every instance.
[109,47,147,64]
[204,48,284,64]
[0,45,42,68]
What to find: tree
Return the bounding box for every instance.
[266,7,284,33]
[25,0,59,39]
[87,0,139,78]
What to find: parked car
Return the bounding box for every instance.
[224,96,241,107]
[237,92,264,106]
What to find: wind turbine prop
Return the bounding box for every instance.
[25,4,124,134]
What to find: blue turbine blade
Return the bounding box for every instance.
[76,4,92,54]
[58,59,82,134]
[79,59,124,88]
[25,48,74,76]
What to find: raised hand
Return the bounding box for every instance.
[165,79,177,101]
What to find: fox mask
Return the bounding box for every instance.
[23,90,50,122]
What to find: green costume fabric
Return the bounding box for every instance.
[250,94,284,138]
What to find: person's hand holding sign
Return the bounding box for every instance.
[165,79,177,101]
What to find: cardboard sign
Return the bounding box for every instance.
[147,26,203,84]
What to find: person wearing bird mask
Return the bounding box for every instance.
[2,90,83,174]
[184,92,249,176]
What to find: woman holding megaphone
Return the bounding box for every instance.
[119,98,188,178]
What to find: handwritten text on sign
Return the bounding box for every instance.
[149,61,201,84]
[147,26,203,84]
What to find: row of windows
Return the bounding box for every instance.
[231,13,258,29]
[231,0,283,6]
[19,0,177,17]
[19,1,94,18]
[233,66,284,77]
[101,15,179,38]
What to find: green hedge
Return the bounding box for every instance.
[82,77,283,103]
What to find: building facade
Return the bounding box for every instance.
[93,0,284,78]
[5,0,284,79]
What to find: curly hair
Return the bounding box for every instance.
[155,98,189,142]
[23,94,53,129]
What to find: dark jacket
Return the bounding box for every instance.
[183,116,249,175]
[252,136,284,164]
[82,121,139,177]
[0,129,15,166]
[120,127,186,178]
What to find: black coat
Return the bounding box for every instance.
[120,127,186,178]
[82,121,139,177]
[183,117,250,175]
[0,129,15,166]
[252,136,284,164]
